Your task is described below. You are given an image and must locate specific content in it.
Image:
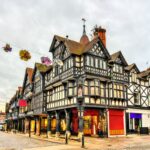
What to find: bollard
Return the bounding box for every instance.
[81,134,84,148]
[65,133,68,144]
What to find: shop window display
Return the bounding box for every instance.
[60,119,66,132]
[30,120,35,132]
[98,112,107,136]
[41,118,47,133]
[83,116,92,135]
[51,118,56,132]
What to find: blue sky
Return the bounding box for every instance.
[0,0,150,110]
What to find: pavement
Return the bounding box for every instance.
[0,131,150,150]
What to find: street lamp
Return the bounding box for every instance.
[77,75,85,148]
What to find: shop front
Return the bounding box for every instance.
[71,109,79,135]
[30,119,35,134]
[51,117,56,133]
[108,109,125,136]
[40,117,48,135]
[83,109,107,136]
[83,109,99,135]
[126,109,150,134]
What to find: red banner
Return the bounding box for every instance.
[19,99,27,107]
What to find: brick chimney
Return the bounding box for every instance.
[93,26,106,47]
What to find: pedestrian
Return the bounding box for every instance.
[98,121,103,137]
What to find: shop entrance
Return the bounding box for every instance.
[109,109,124,136]
[129,113,142,133]
[84,112,98,135]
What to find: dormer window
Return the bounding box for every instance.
[131,72,137,82]
[113,64,123,73]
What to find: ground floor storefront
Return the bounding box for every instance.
[6,108,127,138]
[126,108,150,134]
[47,107,126,138]
[25,115,48,136]
[108,109,126,136]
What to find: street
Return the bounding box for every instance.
[0,132,62,150]
[0,132,150,150]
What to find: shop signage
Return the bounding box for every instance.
[130,113,142,119]
[18,99,27,107]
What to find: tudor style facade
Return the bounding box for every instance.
[45,26,130,137]
[5,25,150,138]
[5,87,22,132]
[31,63,48,136]
[125,65,150,133]
[21,68,33,133]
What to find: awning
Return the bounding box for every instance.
[18,99,27,107]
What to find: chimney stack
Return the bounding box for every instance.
[93,26,106,47]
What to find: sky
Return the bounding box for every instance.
[0,0,150,111]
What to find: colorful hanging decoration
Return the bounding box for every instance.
[3,44,12,52]
[41,56,52,66]
[19,50,31,61]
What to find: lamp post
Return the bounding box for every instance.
[77,76,85,148]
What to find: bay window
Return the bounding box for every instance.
[100,82,105,97]
[113,64,123,73]
[131,72,137,82]
[84,81,89,95]
[90,81,95,95]
[113,83,124,99]
[68,82,74,96]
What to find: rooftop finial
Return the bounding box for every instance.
[82,18,86,35]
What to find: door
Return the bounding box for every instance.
[109,109,124,135]
[91,116,98,135]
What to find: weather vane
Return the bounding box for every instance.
[82,18,86,25]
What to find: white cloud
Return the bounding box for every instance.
[0,0,149,103]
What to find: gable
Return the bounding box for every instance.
[110,51,128,66]
[32,67,41,83]
[62,47,70,59]
[87,41,108,58]
[131,68,139,74]
[22,70,29,94]
[53,43,65,58]
[26,76,30,85]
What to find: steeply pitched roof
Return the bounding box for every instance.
[138,68,150,78]
[109,51,128,66]
[50,35,110,58]
[26,68,33,83]
[50,35,84,55]
[125,63,140,73]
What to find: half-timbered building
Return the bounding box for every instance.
[21,68,33,133]
[31,63,49,136]
[5,87,22,132]
[45,26,129,138]
[5,24,150,138]
[126,65,150,133]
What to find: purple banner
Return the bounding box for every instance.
[130,113,142,119]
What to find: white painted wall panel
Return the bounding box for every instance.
[142,114,150,128]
